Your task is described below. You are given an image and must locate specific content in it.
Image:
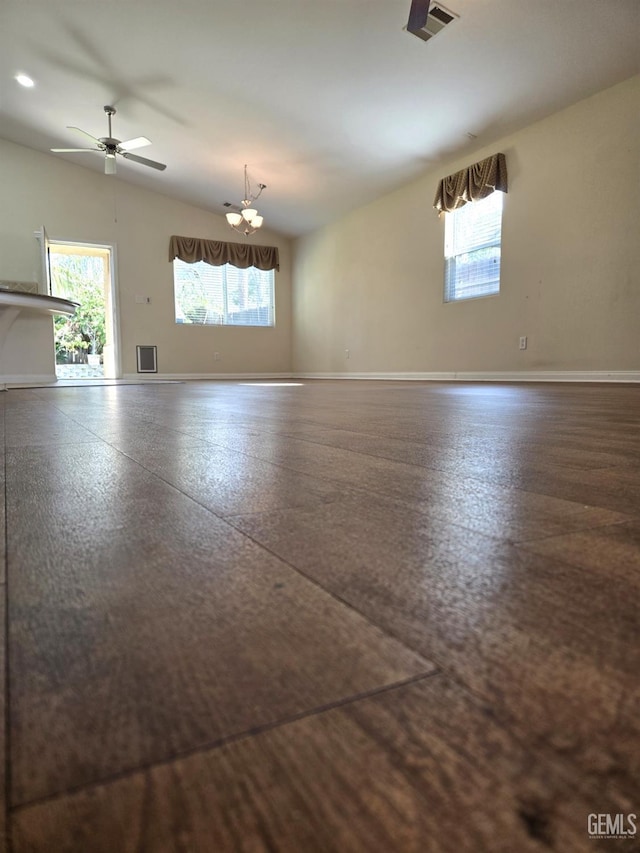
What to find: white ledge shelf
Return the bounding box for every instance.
[0,289,78,316]
[0,290,78,389]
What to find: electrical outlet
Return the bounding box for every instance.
[214,352,220,361]
[519,336,527,350]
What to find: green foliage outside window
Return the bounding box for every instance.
[173,260,274,326]
[51,254,107,359]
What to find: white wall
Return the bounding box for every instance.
[292,75,640,378]
[0,140,292,378]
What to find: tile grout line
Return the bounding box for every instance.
[218,519,506,718]
[223,516,446,662]
[511,515,635,547]
[10,669,441,816]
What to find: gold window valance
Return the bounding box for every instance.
[433,153,508,214]
[169,236,279,272]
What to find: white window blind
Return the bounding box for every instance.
[444,191,503,302]
[173,260,275,326]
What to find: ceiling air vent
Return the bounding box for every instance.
[407,3,458,42]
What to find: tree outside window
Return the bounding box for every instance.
[51,254,107,362]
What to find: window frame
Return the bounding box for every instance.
[443,191,504,304]
[172,259,276,327]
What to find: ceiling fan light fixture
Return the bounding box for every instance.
[105,155,117,175]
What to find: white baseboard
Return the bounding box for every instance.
[1,373,57,389]
[6,371,638,389]
[293,370,640,383]
[122,372,295,381]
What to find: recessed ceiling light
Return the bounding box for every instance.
[15,73,35,88]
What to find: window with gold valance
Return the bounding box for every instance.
[435,154,508,303]
[169,236,278,327]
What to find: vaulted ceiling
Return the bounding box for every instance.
[1,0,638,236]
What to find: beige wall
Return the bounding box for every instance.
[2,76,638,382]
[0,139,292,377]
[292,75,640,377]
[1,313,57,384]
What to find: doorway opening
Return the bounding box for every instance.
[48,243,119,379]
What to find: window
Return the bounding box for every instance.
[173,260,275,326]
[444,191,503,302]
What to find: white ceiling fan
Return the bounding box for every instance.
[50,105,166,175]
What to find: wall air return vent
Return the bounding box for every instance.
[136,345,157,373]
[407,3,458,41]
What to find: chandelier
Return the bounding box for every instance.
[225,164,266,236]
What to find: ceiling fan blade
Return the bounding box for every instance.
[407,0,430,32]
[121,152,167,171]
[67,126,103,146]
[51,148,98,153]
[118,136,152,151]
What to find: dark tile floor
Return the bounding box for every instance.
[2,380,639,852]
